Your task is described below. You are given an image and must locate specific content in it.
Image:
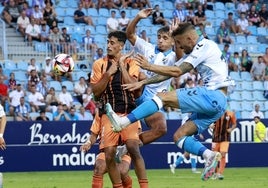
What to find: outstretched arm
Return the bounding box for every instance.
[126,8,153,45]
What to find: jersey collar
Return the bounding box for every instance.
[154,47,173,56]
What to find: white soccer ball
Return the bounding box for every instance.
[52,54,75,76]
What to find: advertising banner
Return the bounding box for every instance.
[0,119,267,172]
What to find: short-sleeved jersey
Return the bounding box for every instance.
[91,56,140,114]
[212,111,236,142]
[254,121,267,143]
[134,37,176,95]
[179,36,235,90]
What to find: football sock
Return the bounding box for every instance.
[113,182,123,188]
[219,155,226,174]
[122,175,132,188]
[138,179,149,188]
[92,174,103,188]
[190,157,197,170]
[175,155,185,167]
[176,136,207,156]
[126,96,163,125]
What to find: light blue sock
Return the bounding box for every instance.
[127,96,163,123]
[175,155,185,167]
[176,136,207,156]
[191,157,197,169]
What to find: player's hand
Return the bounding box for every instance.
[80,142,91,153]
[170,18,180,33]
[138,8,153,19]
[107,59,119,75]
[122,81,144,91]
[119,51,134,70]
[134,54,150,70]
[0,137,6,150]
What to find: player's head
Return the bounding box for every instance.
[107,31,127,56]
[156,26,174,52]
[172,23,198,54]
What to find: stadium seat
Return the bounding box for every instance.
[29,112,40,121]
[17,61,28,71]
[67,0,78,8]
[240,72,252,81]
[215,2,225,10]
[241,81,253,90]
[229,91,241,101]
[65,7,76,16]
[73,26,84,34]
[205,10,214,19]
[85,25,96,34]
[87,8,98,17]
[96,26,107,35]
[140,19,152,27]
[229,101,241,111]
[229,71,241,81]
[247,26,257,36]
[61,80,74,92]
[130,9,139,17]
[215,10,225,19]
[257,27,267,36]
[247,35,257,44]
[234,44,247,52]
[75,71,89,80]
[98,8,109,17]
[258,44,267,53]
[205,27,215,36]
[252,91,266,101]
[240,91,253,100]
[252,81,264,90]
[97,17,107,26]
[55,7,66,17]
[241,111,250,119]
[163,1,174,9]
[241,101,254,111]
[49,81,62,92]
[247,44,259,54]
[4,60,17,70]
[236,35,247,44]
[225,2,235,11]
[45,112,53,121]
[14,71,27,81]
[64,16,75,25]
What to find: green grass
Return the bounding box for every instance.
[3,168,268,188]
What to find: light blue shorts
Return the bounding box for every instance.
[177,86,227,134]
[135,86,154,106]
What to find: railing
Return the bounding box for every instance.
[0,18,7,60]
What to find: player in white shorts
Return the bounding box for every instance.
[106,23,236,181]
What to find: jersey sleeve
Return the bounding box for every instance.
[126,59,140,79]
[90,114,101,135]
[134,37,155,55]
[90,59,105,84]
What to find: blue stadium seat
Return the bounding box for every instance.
[215,10,225,19]
[74,71,89,81]
[252,91,266,101]
[205,10,214,19]
[205,27,215,36]
[229,101,241,111]
[247,44,259,54]
[163,1,174,9]
[247,35,257,44]
[241,111,250,119]
[229,71,241,81]
[247,26,257,36]
[234,44,247,52]
[225,2,236,11]
[73,26,84,34]
[215,2,225,10]
[140,19,152,27]
[14,71,27,81]
[87,8,98,17]
[241,81,253,90]
[65,7,76,16]
[96,26,107,35]
[229,91,241,101]
[236,35,247,44]
[241,91,253,100]
[64,16,75,25]
[55,7,66,17]
[252,81,264,90]
[130,9,139,17]
[45,112,53,121]
[241,72,252,81]
[49,81,62,92]
[17,61,28,71]
[97,17,107,26]
[71,33,82,43]
[4,60,17,70]
[258,44,267,53]
[67,0,78,8]
[61,80,74,92]
[29,112,40,121]
[98,8,109,17]
[257,27,267,36]
[241,101,254,111]
[265,111,268,118]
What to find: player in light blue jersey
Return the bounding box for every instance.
[106,22,235,181]
[125,8,177,145]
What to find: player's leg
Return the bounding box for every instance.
[218,141,229,180]
[118,155,132,188]
[106,90,178,132]
[189,153,200,173]
[211,142,220,179]
[169,152,186,174]
[92,153,107,188]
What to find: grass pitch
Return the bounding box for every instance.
[3,167,268,188]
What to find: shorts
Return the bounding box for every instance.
[211,141,230,153]
[100,114,140,148]
[96,152,131,164]
[177,87,227,134]
[75,18,86,24]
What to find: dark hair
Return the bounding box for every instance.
[228,12,233,15]
[108,30,127,44]
[157,26,170,34]
[172,23,195,37]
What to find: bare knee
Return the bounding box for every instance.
[94,159,107,175]
[145,112,167,136]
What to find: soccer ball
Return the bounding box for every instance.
[52,54,74,76]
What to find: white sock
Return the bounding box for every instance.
[120,116,131,128]
[202,149,213,160]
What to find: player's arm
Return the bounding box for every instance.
[80,132,98,152]
[227,113,237,133]
[126,8,153,45]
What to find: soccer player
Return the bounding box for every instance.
[80,111,132,188]
[211,110,237,180]
[106,23,235,181]
[125,8,177,145]
[0,104,7,150]
[90,31,148,188]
